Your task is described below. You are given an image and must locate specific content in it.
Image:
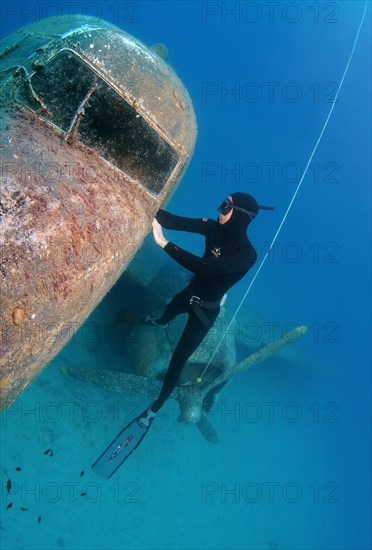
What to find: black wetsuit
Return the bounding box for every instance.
[151,209,257,413]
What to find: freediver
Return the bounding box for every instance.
[138,192,274,426]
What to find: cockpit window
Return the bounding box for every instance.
[23,50,179,196]
[78,78,179,195]
[29,50,96,132]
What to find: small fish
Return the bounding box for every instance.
[43,449,51,455]
[20,507,28,512]
[15,467,21,472]
[6,503,13,509]
[80,492,87,496]
[38,516,42,524]
[80,470,85,477]
[6,479,11,494]
[49,450,54,457]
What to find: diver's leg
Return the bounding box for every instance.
[138,291,196,426]
[139,313,209,426]
[156,287,191,324]
[151,310,216,413]
[144,287,190,329]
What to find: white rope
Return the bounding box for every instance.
[199,0,369,381]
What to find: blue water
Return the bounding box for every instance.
[1,1,371,549]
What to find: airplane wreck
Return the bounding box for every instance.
[0,15,197,408]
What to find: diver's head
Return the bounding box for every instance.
[217,192,259,226]
[217,192,274,234]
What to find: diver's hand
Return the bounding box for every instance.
[152,219,169,249]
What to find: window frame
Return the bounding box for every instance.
[18,48,182,197]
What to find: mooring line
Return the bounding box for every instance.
[200,1,369,381]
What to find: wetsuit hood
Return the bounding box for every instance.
[222,192,259,241]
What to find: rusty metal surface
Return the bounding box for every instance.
[0,17,197,409]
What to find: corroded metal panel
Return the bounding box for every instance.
[0,16,197,408]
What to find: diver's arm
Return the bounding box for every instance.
[155,209,209,235]
[163,241,255,277]
[153,220,223,273]
[152,220,255,275]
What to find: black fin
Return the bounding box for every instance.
[115,308,150,325]
[91,408,153,479]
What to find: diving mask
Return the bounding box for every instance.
[218,198,274,219]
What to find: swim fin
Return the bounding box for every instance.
[115,308,149,324]
[115,308,167,328]
[91,408,154,478]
